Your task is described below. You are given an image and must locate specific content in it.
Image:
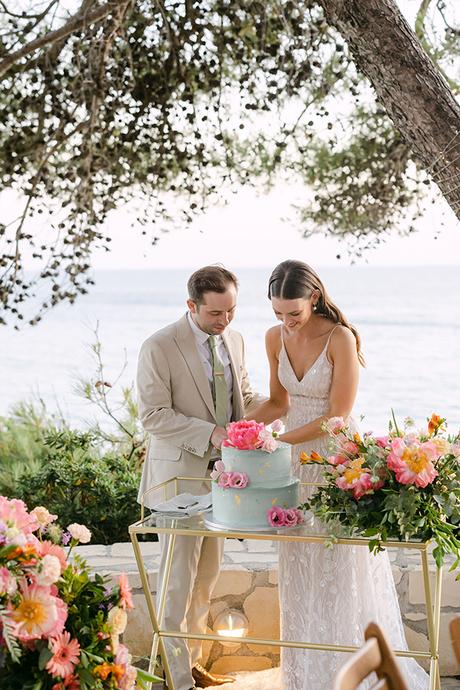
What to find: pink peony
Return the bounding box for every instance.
[387,438,439,488]
[224,420,265,450]
[267,506,286,527]
[217,472,232,488]
[227,472,249,489]
[46,631,80,678]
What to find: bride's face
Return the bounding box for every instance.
[271,296,314,330]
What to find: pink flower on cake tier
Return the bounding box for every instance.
[217,472,232,488]
[210,460,226,481]
[46,631,81,678]
[258,430,279,453]
[283,508,303,527]
[270,419,284,434]
[387,438,439,488]
[223,420,265,450]
[267,506,286,527]
[227,472,249,489]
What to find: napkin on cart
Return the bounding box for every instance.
[150,492,212,517]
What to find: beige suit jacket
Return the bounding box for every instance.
[137,314,260,507]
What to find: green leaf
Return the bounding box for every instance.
[38,645,53,670]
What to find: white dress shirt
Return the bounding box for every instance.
[187,312,234,423]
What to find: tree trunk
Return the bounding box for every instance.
[319,0,460,220]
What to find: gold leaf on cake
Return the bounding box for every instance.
[234,495,241,505]
[272,498,278,505]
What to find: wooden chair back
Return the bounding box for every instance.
[450,614,460,668]
[332,622,409,690]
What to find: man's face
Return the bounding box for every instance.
[187,285,238,335]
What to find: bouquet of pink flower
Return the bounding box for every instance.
[299,413,460,574]
[222,419,284,453]
[0,497,160,688]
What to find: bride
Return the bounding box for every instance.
[249,260,428,690]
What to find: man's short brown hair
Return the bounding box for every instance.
[187,265,238,304]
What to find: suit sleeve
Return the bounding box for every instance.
[137,338,215,457]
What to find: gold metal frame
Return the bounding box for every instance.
[129,477,442,690]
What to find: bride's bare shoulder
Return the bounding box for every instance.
[265,325,282,352]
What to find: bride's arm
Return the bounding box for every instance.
[278,326,359,445]
[246,327,290,424]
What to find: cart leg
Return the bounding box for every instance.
[130,531,177,690]
[421,550,442,690]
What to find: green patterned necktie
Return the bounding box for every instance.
[208,335,228,428]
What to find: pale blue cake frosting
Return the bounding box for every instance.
[211,443,300,529]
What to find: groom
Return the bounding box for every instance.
[137,265,261,690]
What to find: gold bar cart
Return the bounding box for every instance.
[129,477,443,690]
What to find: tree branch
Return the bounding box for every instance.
[0,1,120,79]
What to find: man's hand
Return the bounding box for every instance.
[210,426,227,449]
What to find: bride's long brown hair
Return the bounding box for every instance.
[268,260,365,366]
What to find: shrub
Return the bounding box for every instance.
[13,429,141,544]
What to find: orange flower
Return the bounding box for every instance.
[94,662,124,681]
[353,432,362,445]
[94,663,112,680]
[299,451,323,464]
[428,414,445,437]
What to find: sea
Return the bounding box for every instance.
[1,265,459,435]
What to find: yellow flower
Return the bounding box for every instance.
[401,447,430,474]
[343,458,366,483]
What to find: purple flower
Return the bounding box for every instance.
[61,531,71,546]
[267,506,286,527]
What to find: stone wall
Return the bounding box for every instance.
[78,539,460,677]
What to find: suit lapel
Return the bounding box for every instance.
[222,330,244,421]
[174,315,216,419]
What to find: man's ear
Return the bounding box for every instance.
[187,298,197,313]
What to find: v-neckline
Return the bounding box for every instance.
[282,342,327,383]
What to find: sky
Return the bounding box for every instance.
[89,183,460,270]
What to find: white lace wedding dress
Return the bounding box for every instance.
[276,328,429,690]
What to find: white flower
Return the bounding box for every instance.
[67,523,92,544]
[31,506,57,528]
[108,605,128,634]
[270,419,285,434]
[36,554,61,586]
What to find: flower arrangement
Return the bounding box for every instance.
[0,496,160,688]
[299,414,460,573]
[210,462,249,490]
[267,506,304,528]
[222,419,284,453]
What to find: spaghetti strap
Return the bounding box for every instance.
[325,323,340,347]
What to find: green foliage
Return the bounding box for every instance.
[12,429,141,545]
[1,1,458,325]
